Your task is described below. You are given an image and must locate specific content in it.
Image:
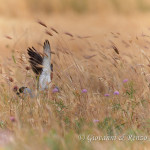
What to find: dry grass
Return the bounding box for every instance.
[1,16,150,150]
[1,1,150,149]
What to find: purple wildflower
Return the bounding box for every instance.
[123,79,128,83]
[114,91,119,95]
[82,89,87,93]
[52,87,59,93]
[93,119,99,123]
[104,94,110,97]
[10,116,15,122]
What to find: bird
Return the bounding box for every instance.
[13,86,34,98]
[27,40,53,91]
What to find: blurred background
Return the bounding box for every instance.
[1,0,150,17]
[1,0,150,57]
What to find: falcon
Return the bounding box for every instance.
[27,40,53,91]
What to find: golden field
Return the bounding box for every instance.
[1,0,150,150]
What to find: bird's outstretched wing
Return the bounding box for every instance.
[27,47,43,75]
[42,40,51,71]
[39,40,52,90]
[43,40,51,57]
[27,40,53,91]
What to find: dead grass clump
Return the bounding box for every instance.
[1,24,150,150]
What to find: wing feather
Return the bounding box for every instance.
[27,47,43,75]
[39,40,52,90]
